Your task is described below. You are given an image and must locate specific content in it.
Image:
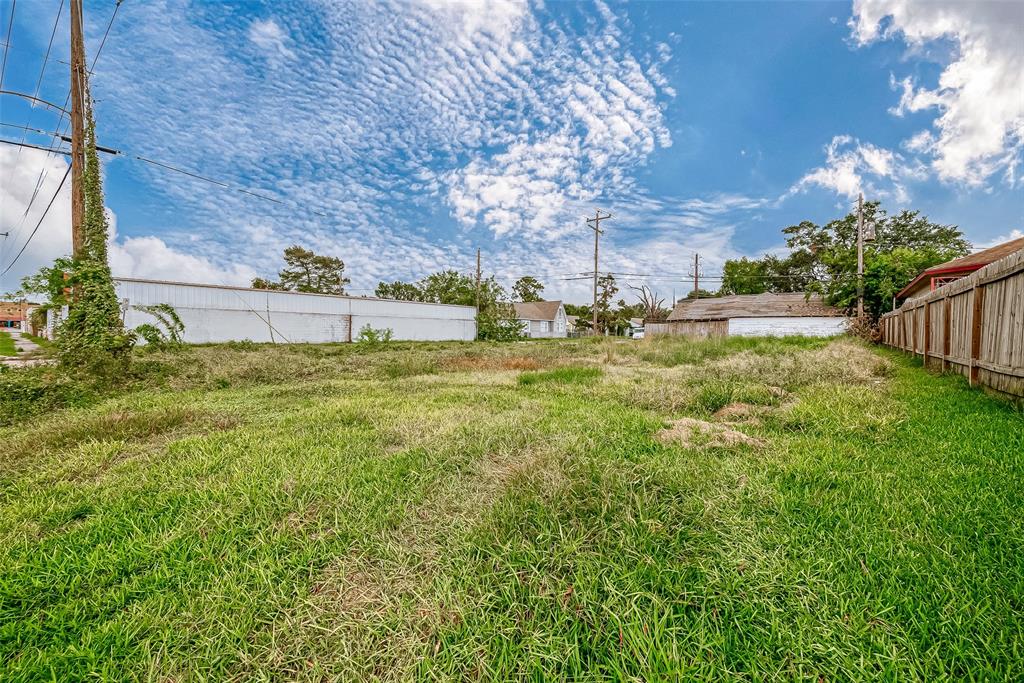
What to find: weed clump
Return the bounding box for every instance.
[518,366,601,386]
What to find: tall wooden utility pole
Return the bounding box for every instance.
[586,210,612,336]
[692,253,701,295]
[856,192,864,318]
[69,0,86,257]
[475,248,481,312]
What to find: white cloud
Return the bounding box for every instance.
[851,0,1024,186]
[975,229,1023,249]
[0,147,259,292]
[248,18,295,63]
[788,135,927,204]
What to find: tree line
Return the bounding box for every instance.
[249,201,970,338]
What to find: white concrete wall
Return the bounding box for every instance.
[727,317,847,337]
[115,279,476,344]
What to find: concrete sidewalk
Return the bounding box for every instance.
[1,329,51,367]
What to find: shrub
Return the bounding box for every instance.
[356,325,393,347]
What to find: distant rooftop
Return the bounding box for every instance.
[667,292,843,321]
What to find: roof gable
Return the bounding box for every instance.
[896,236,1024,298]
[512,300,563,321]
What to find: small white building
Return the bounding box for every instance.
[512,300,568,338]
[650,293,846,338]
[115,278,477,344]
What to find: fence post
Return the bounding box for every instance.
[941,296,950,373]
[969,285,985,386]
[913,305,921,356]
[923,302,931,367]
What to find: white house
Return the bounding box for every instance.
[114,278,477,344]
[649,292,847,338]
[512,300,568,338]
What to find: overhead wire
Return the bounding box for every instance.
[1,164,70,276]
[2,0,65,265]
[1,0,124,283]
[0,0,14,90]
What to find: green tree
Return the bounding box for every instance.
[686,288,716,299]
[718,203,969,318]
[373,269,522,340]
[595,273,618,334]
[512,276,545,302]
[252,245,351,294]
[375,281,422,301]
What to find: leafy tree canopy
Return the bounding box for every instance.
[373,269,522,340]
[252,245,350,295]
[512,276,545,302]
[718,202,969,318]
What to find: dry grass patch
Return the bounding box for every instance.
[442,355,542,372]
[656,417,765,450]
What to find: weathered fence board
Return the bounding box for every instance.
[646,319,728,338]
[880,248,1024,397]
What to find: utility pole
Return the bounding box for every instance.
[692,253,701,296]
[69,0,86,257]
[475,248,481,312]
[586,209,611,336]
[857,192,864,318]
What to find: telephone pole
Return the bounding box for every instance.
[475,248,481,312]
[691,253,701,296]
[69,0,86,257]
[857,192,864,318]
[586,210,612,336]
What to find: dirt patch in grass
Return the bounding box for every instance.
[713,402,764,423]
[656,417,765,450]
[443,355,542,372]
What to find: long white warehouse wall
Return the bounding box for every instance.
[727,317,847,337]
[114,278,476,344]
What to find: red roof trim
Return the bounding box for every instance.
[896,264,983,299]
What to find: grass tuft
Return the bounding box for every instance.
[518,365,602,385]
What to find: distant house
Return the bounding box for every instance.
[0,300,36,330]
[649,292,846,338]
[513,301,568,338]
[897,236,1024,301]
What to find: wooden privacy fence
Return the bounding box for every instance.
[880,247,1024,397]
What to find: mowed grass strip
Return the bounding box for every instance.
[0,337,1020,680]
[0,331,17,357]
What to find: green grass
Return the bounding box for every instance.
[0,337,1021,680]
[0,331,17,356]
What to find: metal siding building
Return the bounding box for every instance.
[115,278,476,344]
[654,293,847,338]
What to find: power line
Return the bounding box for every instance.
[1,164,70,276]
[9,0,123,256]
[0,0,14,91]
[2,0,65,267]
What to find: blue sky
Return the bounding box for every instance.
[1,0,1021,302]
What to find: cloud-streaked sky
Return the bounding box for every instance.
[1,0,1022,302]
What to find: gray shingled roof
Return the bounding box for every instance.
[512,300,563,321]
[666,293,843,321]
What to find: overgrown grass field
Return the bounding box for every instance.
[1,336,1021,680]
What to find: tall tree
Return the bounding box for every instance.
[373,269,522,340]
[512,276,545,302]
[628,284,668,321]
[375,281,422,301]
[253,245,351,295]
[595,273,619,334]
[717,203,969,318]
